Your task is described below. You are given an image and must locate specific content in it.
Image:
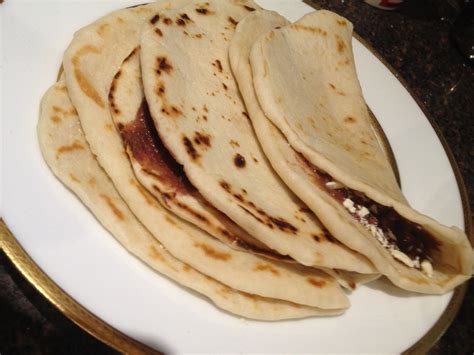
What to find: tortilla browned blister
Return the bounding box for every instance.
[61,1,350,309]
[249,10,473,293]
[140,0,377,276]
[37,77,342,319]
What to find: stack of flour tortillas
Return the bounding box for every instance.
[38,0,473,320]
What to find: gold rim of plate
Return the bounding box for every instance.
[1,2,472,353]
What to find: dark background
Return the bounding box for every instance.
[1,0,473,353]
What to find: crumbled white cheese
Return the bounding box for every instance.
[357,206,370,218]
[391,249,415,268]
[421,260,433,277]
[325,181,344,189]
[330,181,432,274]
[343,198,356,213]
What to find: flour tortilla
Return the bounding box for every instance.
[62,2,349,308]
[37,78,341,319]
[250,10,473,293]
[109,46,287,262]
[140,0,375,274]
[229,9,380,288]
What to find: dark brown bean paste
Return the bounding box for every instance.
[301,156,440,262]
[120,100,194,194]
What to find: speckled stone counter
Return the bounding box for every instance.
[1,0,473,353]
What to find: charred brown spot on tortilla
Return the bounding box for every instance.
[229,140,240,148]
[253,263,280,276]
[219,180,231,192]
[105,123,114,131]
[156,83,166,96]
[182,264,191,272]
[157,56,173,74]
[52,105,76,117]
[243,5,256,11]
[55,84,68,93]
[193,242,231,261]
[222,83,228,90]
[163,17,172,25]
[159,99,183,118]
[213,59,223,72]
[312,234,321,242]
[193,131,212,147]
[195,6,214,15]
[335,35,346,53]
[150,14,160,25]
[222,182,298,233]
[87,177,96,187]
[51,115,62,123]
[155,28,163,36]
[328,83,345,96]
[228,16,238,26]
[183,136,200,161]
[180,13,192,22]
[176,18,186,26]
[344,116,356,124]
[96,23,109,37]
[56,140,84,159]
[307,277,327,288]
[202,104,209,113]
[121,101,193,194]
[300,154,440,262]
[69,174,80,183]
[337,19,347,26]
[163,195,210,223]
[291,24,327,36]
[149,245,165,261]
[234,153,246,168]
[252,157,259,163]
[165,215,177,226]
[99,194,124,220]
[195,33,203,39]
[72,45,104,108]
[242,111,250,119]
[269,217,298,233]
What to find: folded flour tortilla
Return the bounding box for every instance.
[140,0,376,274]
[62,1,349,308]
[229,9,380,289]
[108,45,287,262]
[250,10,473,293]
[37,78,341,319]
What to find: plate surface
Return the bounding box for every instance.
[0,0,467,353]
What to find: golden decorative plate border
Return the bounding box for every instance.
[0,1,471,353]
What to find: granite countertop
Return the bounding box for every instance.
[1,0,473,353]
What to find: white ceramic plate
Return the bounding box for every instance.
[0,0,468,353]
